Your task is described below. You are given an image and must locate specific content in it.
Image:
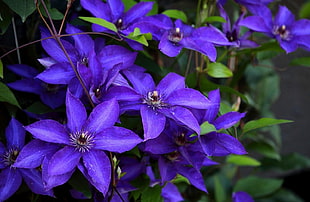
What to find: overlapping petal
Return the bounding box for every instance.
[5,118,25,148]
[66,91,87,132]
[141,105,166,140]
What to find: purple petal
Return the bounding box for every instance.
[177,165,207,193]
[159,32,183,57]
[0,168,22,201]
[82,150,111,195]
[123,70,154,95]
[161,182,183,202]
[274,6,295,27]
[200,132,247,156]
[291,19,310,35]
[66,91,87,132]
[124,2,154,25]
[84,99,119,133]
[165,106,200,135]
[239,16,271,33]
[8,79,42,94]
[40,87,66,109]
[107,0,124,20]
[42,156,75,190]
[144,133,176,154]
[279,39,298,53]
[218,4,231,34]
[105,86,141,102]
[25,120,70,144]
[65,24,94,56]
[203,89,220,122]
[195,26,231,45]
[36,63,75,84]
[0,142,6,169]
[5,118,25,148]
[167,88,213,109]
[213,112,246,130]
[141,105,166,140]
[7,64,39,78]
[233,191,255,202]
[48,146,81,176]
[80,0,111,19]
[156,73,185,97]
[20,168,54,196]
[14,139,59,168]
[158,156,176,183]
[41,28,78,63]
[94,126,142,152]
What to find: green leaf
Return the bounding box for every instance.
[247,141,281,160]
[79,17,117,32]
[290,57,310,67]
[243,118,292,134]
[0,59,3,79]
[226,155,261,166]
[206,62,233,78]
[3,0,36,22]
[200,121,216,135]
[172,174,190,184]
[203,16,226,23]
[121,0,137,11]
[162,9,187,23]
[234,176,283,198]
[141,185,162,202]
[0,1,13,35]
[142,0,158,16]
[0,82,20,108]
[126,28,151,46]
[214,175,226,202]
[299,2,310,18]
[39,3,64,20]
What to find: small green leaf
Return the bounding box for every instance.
[299,2,310,18]
[162,9,187,23]
[0,82,20,108]
[3,0,36,22]
[39,4,64,20]
[141,185,162,202]
[172,174,190,184]
[200,121,216,135]
[290,57,310,67]
[226,155,261,166]
[206,62,233,78]
[126,28,151,46]
[243,118,293,134]
[79,17,117,32]
[0,59,3,78]
[121,0,137,11]
[203,16,226,23]
[247,141,281,160]
[234,176,283,198]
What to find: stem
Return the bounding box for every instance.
[184,50,193,77]
[12,17,21,64]
[58,0,74,35]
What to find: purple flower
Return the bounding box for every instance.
[135,14,231,61]
[218,4,258,49]
[7,64,66,109]
[81,0,154,50]
[0,118,54,201]
[239,5,310,53]
[106,71,215,140]
[195,89,247,156]
[25,91,142,195]
[233,191,254,202]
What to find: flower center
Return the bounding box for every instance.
[2,148,19,166]
[115,18,124,30]
[273,25,291,40]
[168,27,183,43]
[80,56,89,67]
[166,151,180,161]
[175,133,187,146]
[45,83,59,92]
[69,131,94,153]
[143,90,166,109]
[226,30,238,42]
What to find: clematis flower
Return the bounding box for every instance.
[7,64,66,109]
[194,89,247,156]
[105,70,215,140]
[25,91,142,195]
[80,0,154,50]
[134,14,231,61]
[239,5,310,53]
[218,4,258,49]
[0,118,54,201]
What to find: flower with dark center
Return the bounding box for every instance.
[168,27,184,43]
[105,71,215,140]
[239,5,310,53]
[0,118,54,201]
[25,91,142,195]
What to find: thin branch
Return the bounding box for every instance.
[11,17,21,64]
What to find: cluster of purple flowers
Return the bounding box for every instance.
[2,0,309,201]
